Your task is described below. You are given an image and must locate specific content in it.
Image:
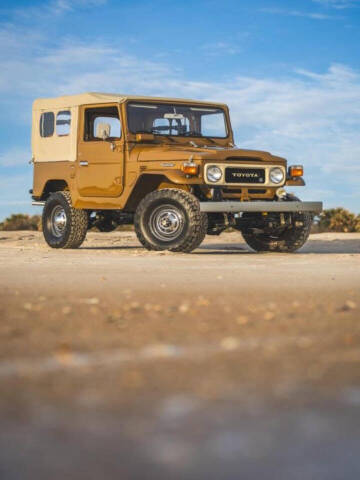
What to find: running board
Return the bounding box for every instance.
[32,201,45,207]
[200,201,323,214]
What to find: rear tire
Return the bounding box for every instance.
[242,195,313,253]
[134,189,207,252]
[42,191,88,249]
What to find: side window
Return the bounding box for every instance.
[56,110,71,136]
[84,106,121,141]
[40,112,54,137]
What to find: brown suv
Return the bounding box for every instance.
[31,92,322,252]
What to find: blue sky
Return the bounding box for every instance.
[0,0,360,220]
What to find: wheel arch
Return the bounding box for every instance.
[134,187,207,252]
[124,174,190,212]
[40,179,69,200]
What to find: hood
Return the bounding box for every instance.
[136,143,287,165]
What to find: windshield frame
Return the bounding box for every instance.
[125,101,230,140]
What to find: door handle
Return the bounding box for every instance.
[79,161,88,166]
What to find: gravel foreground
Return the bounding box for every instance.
[0,231,360,479]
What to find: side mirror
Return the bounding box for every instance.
[96,123,111,140]
[136,132,155,142]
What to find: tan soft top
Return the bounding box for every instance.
[33,92,227,110]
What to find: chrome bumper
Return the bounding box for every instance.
[200,201,323,214]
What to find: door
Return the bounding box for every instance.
[76,104,124,197]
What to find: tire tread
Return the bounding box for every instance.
[242,195,313,253]
[134,189,207,253]
[42,191,88,249]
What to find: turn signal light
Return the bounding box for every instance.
[182,162,198,175]
[289,165,304,177]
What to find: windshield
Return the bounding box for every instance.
[127,102,228,138]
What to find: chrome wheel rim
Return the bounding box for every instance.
[149,204,184,242]
[49,205,67,238]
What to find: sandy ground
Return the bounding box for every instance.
[0,230,360,479]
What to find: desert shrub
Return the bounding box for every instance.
[315,208,360,233]
[355,216,360,233]
[0,214,41,231]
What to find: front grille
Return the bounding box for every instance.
[248,189,267,194]
[225,167,265,184]
[222,188,242,194]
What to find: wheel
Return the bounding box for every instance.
[134,189,207,252]
[42,191,88,249]
[241,195,313,253]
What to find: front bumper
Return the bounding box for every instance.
[200,201,323,214]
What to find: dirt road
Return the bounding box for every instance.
[0,231,360,479]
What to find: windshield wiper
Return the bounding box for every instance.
[162,135,177,143]
[183,131,216,144]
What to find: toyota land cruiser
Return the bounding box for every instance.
[31,92,322,252]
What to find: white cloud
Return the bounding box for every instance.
[0,5,360,214]
[200,42,241,56]
[0,148,31,167]
[259,7,338,19]
[15,0,107,19]
[0,172,37,220]
[312,0,360,9]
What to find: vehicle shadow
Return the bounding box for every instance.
[297,239,360,254]
[79,240,360,255]
[197,240,360,255]
[195,244,253,255]
[81,245,142,251]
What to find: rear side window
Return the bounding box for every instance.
[56,110,71,136]
[40,112,54,137]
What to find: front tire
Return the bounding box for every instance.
[241,195,313,253]
[134,189,207,252]
[42,191,88,249]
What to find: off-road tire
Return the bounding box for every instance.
[134,189,207,252]
[42,191,88,249]
[242,195,313,253]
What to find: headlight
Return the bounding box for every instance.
[207,166,222,183]
[269,167,284,184]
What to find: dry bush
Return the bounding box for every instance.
[314,208,360,233]
[0,214,41,231]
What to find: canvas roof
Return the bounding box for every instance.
[33,92,227,110]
